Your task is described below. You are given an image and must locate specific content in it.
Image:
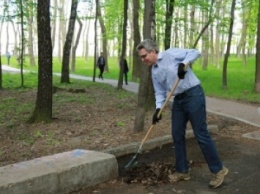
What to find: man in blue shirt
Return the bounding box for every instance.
[136,39,228,188]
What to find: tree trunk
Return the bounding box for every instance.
[189,5,196,48]
[117,0,128,90]
[173,10,179,47]
[133,0,155,132]
[71,16,82,72]
[51,0,58,52]
[93,0,98,82]
[202,5,209,70]
[58,0,66,61]
[61,0,78,83]
[19,0,25,87]
[214,0,222,69]
[10,21,18,57]
[237,4,249,66]
[27,13,36,66]
[132,0,142,81]
[97,1,109,72]
[193,0,214,49]
[164,0,174,50]
[222,0,236,89]
[5,21,9,54]
[254,0,260,93]
[28,0,52,123]
[82,17,91,60]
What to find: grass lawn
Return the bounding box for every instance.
[1,55,260,104]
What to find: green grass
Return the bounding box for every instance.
[1,56,126,80]
[1,55,260,104]
[193,56,260,103]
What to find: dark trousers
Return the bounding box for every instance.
[98,66,105,79]
[172,85,223,173]
[124,73,128,84]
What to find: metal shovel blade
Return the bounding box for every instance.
[124,152,139,169]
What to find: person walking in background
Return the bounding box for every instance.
[136,39,228,189]
[123,57,129,85]
[97,52,106,79]
[6,52,11,66]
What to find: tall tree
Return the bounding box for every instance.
[164,0,174,50]
[26,0,36,66]
[117,0,128,90]
[236,0,250,65]
[51,0,58,51]
[10,20,18,58]
[222,0,236,89]
[189,4,196,48]
[19,0,25,87]
[131,0,142,81]
[97,1,108,72]
[61,0,78,83]
[57,0,66,61]
[193,0,215,49]
[133,0,156,132]
[93,0,98,82]
[255,0,260,93]
[214,0,222,69]
[201,3,210,70]
[29,0,52,123]
[71,16,82,72]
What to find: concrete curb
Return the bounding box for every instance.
[0,150,118,194]
[103,125,219,157]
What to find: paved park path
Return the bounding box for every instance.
[2,65,260,139]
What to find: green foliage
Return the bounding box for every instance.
[34,130,42,138]
[46,130,58,145]
[103,0,124,40]
[116,121,125,127]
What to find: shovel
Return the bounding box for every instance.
[125,77,182,169]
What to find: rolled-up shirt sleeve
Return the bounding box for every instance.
[180,49,201,65]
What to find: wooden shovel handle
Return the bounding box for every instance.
[137,64,189,152]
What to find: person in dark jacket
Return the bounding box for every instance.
[97,52,106,79]
[123,57,129,85]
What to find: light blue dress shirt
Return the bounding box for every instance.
[152,48,201,109]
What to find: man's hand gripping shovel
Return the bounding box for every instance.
[125,73,184,169]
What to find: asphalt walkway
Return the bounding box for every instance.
[2,64,260,134]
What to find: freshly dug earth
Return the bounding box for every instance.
[0,84,259,192]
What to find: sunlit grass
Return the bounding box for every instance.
[1,55,260,104]
[193,56,259,103]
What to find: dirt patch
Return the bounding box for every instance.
[122,162,174,185]
[0,85,259,168]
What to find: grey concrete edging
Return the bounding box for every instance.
[0,150,118,194]
[103,125,219,157]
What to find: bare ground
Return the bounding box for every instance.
[0,85,259,168]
